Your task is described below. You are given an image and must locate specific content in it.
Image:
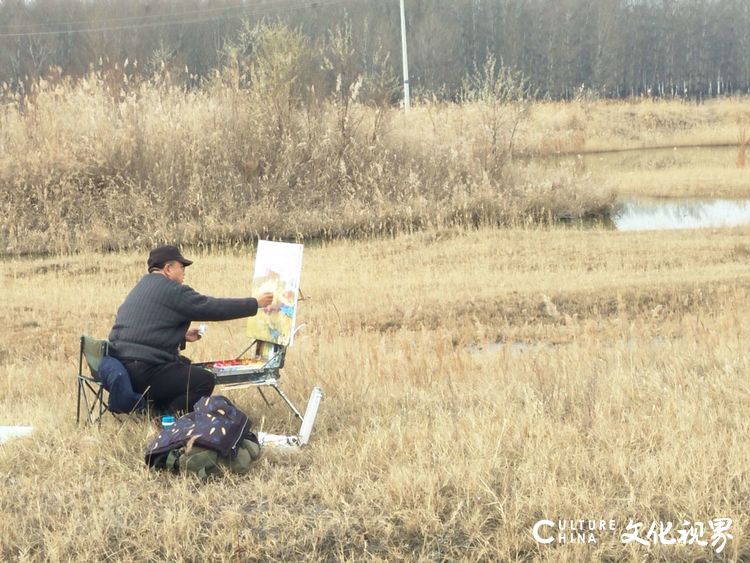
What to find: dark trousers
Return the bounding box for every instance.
[122,358,215,414]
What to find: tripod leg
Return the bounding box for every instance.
[270,383,303,421]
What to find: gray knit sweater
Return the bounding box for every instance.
[108,273,259,364]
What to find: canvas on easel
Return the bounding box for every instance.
[247,240,304,346]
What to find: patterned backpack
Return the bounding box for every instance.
[145,395,261,480]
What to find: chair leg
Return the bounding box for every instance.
[79,380,107,425]
[98,387,106,424]
[79,379,95,424]
[89,385,104,424]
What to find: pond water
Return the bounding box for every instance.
[540,145,750,231]
[614,198,750,231]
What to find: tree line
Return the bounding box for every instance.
[1,0,748,101]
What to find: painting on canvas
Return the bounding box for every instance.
[246,240,304,346]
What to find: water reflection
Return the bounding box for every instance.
[614,198,750,231]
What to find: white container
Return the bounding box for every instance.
[257,432,299,449]
[298,387,323,445]
[0,426,33,444]
[254,387,323,451]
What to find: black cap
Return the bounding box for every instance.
[147,245,193,270]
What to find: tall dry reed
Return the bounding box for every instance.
[0,25,608,256]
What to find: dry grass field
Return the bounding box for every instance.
[562,146,750,199]
[397,97,750,155]
[1,224,749,561]
[533,98,750,200]
[525,98,750,154]
[396,98,750,201]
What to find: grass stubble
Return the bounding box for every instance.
[1,224,749,561]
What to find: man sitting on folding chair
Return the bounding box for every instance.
[108,245,273,415]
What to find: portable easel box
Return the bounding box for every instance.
[195,240,322,447]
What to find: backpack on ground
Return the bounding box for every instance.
[144,395,261,480]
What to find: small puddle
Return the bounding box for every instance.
[614,198,750,231]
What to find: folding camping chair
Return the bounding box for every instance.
[76,335,110,424]
[75,334,150,424]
